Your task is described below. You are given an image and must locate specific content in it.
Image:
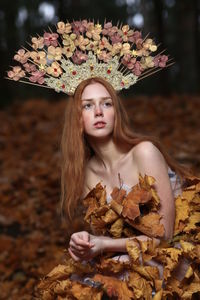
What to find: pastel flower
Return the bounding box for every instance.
[62,43,76,58]
[57,22,72,34]
[120,43,131,56]
[75,35,89,51]
[46,62,62,77]
[72,21,87,35]
[111,42,122,56]
[97,50,112,63]
[122,54,136,70]
[7,66,26,81]
[86,23,101,41]
[153,55,168,67]
[30,51,47,65]
[102,22,113,35]
[132,61,143,76]
[143,39,157,52]
[99,37,112,51]
[86,40,99,52]
[141,56,154,69]
[63,34,76,47]
[43,32,59,47]
[129,30,142,43]
[110,32,123,45]
[71,50,88,65]
[107,26,118,38]
[31,36,44,50]
[29,70,45,84]
[132,48,149,57]
[23,63,37,73]
[47,46,62,61]
[119,25,134,42]
[14,49,30,64]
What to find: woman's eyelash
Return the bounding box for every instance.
[82,102,112,109]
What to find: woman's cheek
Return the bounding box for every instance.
[82,113,92,133]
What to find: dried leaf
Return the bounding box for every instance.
[93,274,133,300]
[122,198,140,221]
[109,218,124,238]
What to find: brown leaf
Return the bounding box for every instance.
[122,198,140,221]
[126,213,165,238]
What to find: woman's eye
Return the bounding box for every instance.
[83,104,92,109]
[104,102,112,107]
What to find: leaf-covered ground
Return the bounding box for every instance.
[0,95,200,299]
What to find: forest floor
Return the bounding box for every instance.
[0,94,200,299]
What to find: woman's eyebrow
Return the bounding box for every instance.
[82,97,111,101]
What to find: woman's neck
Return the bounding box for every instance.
[86,135,129,172]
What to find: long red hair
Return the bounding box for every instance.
[60,77,190,221]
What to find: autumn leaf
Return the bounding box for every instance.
[92,274,133,300]
[109,218,124,238]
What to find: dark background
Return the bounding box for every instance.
[1,0,200,107]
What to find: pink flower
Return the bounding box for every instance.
[29,71,45,84]
[122,54,136,70]
[129,31,142,43]
[102,22,113,35]
[43,32,59,47]
[7,66,25,81]
[153,55,168,68]
[110,33,123,45]
[23,63,37,73]
[97,50,112,63]
[132,61,143,76]
[71,50,88,65]
[72,21,87,35]
[14,49,30,64]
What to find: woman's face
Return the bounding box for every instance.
[81,82,115,139]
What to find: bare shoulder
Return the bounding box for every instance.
[132,141,168,170]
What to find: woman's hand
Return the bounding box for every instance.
[68,231,105,262]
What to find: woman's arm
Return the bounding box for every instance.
[133,141,175,240]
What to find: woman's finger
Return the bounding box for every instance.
[69,246,86,256]
[68,248,81,261]
[69,240,88,251]
[71,236,91,248]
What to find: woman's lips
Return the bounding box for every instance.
[94,122,106,128]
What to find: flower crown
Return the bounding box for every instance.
[6,20,171,95]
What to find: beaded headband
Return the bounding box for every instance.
[6,20,172,95]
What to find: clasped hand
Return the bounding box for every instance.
[68,231,105,262]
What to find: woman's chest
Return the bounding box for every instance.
[87,155,139,197]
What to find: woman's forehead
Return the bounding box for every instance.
[81,82,111,100]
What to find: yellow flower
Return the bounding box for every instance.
[47,46,62,61]
[143,39,157,52]
[31,36,44,50]
[75,35,89,51]
[120,43,131,56]
[46,62,62,77]
[86,40,99,52]
[141,56,154,69]
[57,22,72,34]
[30,51,47,65]
[86,22,101,40]
[111,42,122,56]
[62,43,76,58]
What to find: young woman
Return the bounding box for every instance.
[60,76,189,273]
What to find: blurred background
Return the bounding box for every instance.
[1,0,200,106]
[0,1,200,299]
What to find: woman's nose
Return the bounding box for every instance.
[94,105,104,116]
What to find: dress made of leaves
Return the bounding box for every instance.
[37,175,200,300]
